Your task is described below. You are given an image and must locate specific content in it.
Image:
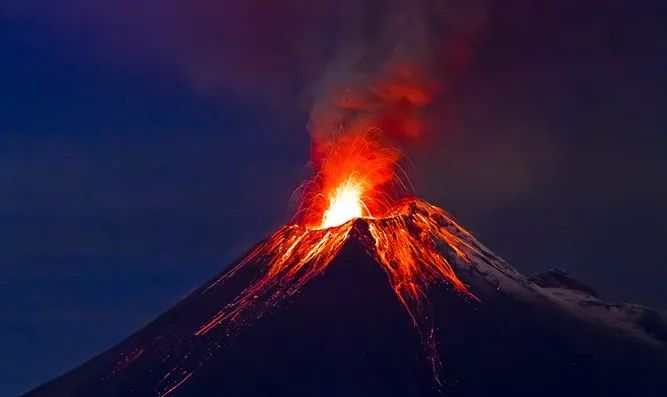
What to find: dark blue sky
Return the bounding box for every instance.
[2,1,666,396]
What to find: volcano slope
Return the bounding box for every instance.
[25,199,667,397]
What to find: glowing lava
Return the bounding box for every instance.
[297,133,403,229]
[320,177,367,228]
[193,134,481,388]
[184,67,478,390]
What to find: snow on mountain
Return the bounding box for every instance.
[530,269,667,345]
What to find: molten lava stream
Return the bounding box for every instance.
[195,134,482,388]
[197,201,480,387]
[196,221,355,336]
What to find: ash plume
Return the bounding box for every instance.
[306,0,488,159]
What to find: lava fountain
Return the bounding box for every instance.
[195,131,481,387]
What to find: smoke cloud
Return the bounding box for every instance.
[302,0,488,161]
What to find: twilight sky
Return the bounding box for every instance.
[1,1,666,395]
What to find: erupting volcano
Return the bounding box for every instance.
[194,130,481,381]
[27,125,667,397]
[25,70,667,397]
[192,130,483,388]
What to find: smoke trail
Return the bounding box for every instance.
[304,0,488,171]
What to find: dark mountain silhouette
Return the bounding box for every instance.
[25,201,667,397]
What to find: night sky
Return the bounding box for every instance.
[2,1,666,396]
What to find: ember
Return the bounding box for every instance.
[196,134,480,386]
[195,67,479,387]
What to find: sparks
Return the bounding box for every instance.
[320,177,367,228]
[185,71,474,391]
[194,133,481,388]
[297,132,403,229]
[136,68,472,397]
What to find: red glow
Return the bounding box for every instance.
[194,68,478,388]
[298,133,403,229]
[197,195,480,386]
[196,131,481,385]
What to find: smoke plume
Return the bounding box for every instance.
[305,0,488,159]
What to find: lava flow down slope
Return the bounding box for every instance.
[24,65,667,397]
[25,130,667,397]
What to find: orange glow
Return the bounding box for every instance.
[196,221,355,336]
[197,172,482,387]
[320,177,366,228]
[298,132,403,229]
[192,69,474,388]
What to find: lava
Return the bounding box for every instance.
[190,70,477,388]
[320,177,366,228]
[195,134,481,387]
[297,132,404,229]
[196,221,355,336]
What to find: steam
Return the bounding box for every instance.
[306,0,488,162]
[290,1,488,227]
[4,0,488,180]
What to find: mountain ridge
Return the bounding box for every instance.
[25,200,667,396]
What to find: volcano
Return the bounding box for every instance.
[25,197,666,397]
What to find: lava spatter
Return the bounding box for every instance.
[196,196,481,387]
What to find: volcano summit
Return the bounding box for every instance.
[25,195,667,397]
[24,118,667,397]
